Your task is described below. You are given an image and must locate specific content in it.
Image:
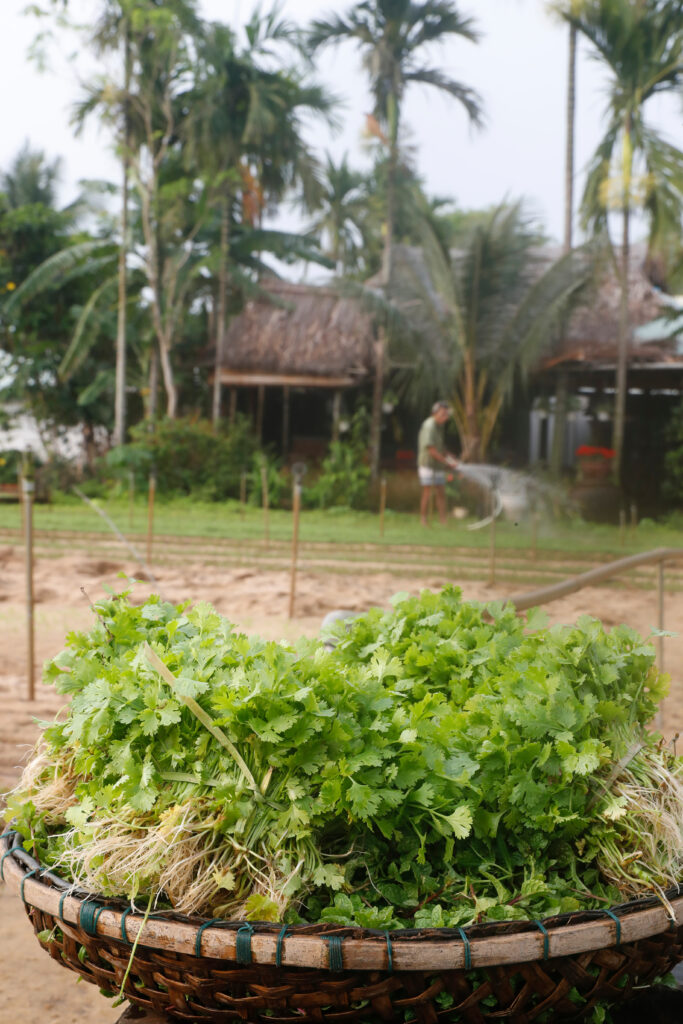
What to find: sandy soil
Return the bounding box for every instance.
[1,546,681,1022]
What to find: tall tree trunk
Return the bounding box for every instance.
[613,207,630,483]
[370,330,385,481]
[564,24,577,253]
[381,95,399,288]
[159,336,178,420]
[374,97,399,482]
[113,25,132,447]
[148,347,159,425]
[612,117,632,482]
[461,351,481,463]
[212,194,230,427]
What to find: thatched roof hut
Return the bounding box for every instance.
[216,278,376,389]
[543,247,683,377]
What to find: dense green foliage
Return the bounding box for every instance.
[663,400,683,502]
[305,408,371,509]
[9,587,678,936]
[106,417,258,499]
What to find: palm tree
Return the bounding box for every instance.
[87,1,134,448]
[1,144,62,209]
[389,204,594,462]
[561,0,683,480]
[308,1,482,478]
[549,2,589,253]
[309,0,482,285]
[309,153,371,275]
[188,17,335,425]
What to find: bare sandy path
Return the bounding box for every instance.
[0,547,681,1022]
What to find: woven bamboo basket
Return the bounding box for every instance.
[3,830,683,1023]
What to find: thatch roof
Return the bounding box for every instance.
[218,279,376,386]
[544,246,682,370]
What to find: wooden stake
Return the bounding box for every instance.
[128,470,135,529]
[619,508,626,548]
[288,482,302,619]
[657,560,665,674]
[147,470,156,567]
[240,470,247,509]
[531,509,538,562]
[630,502,637,540]
[379,476,387,538]
[656,559,665,730]
[22,475,35,702]
[261,463,269,548]
[488,490,497,587]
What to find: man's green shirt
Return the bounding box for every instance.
[418,416,445,469]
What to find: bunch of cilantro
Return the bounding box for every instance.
[7,585,672,928]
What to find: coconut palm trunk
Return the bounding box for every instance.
[372,96,399,481]
[564,23,577,253]
[212,194,230,428]
[613,118,633,482]
[113,23,131,447]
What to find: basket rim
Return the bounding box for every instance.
[2,829,682,973]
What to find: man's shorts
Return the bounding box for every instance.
[418,467,447,487]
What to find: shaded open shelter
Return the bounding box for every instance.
[530,249,683,505]
[214,278,377,456]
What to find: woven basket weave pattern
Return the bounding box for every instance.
[25,902,683,1022]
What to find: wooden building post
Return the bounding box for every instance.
[282,385,290,457]
[229,387,237,425]
[332,390,342,443]
[550,372,568,478]
[257,385,265,443]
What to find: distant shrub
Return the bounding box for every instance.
[305,408,370,510]
[104,417,258,501]
[248,452,288,508]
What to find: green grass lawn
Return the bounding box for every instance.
[0,492,681,557]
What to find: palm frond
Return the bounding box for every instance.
[403,66,483,126]
[77,368,113,407]
[3,241,117,319]
[406,2,480,50]
[494,242,598,395]
[59,273,119,381]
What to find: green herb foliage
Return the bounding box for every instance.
[7,586,676,929]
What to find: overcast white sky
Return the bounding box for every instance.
[2,0,681,254]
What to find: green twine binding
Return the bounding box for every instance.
[236,923,254,965]
[324,935,344,973]
[121,907,134,943]
[20,868,38,903]
[604,909,621,946]
[79,901,110,937]
[0,847,15,882]
[457,927,471,970]
[384,931,393,974]
[275,924,289,968]
[0,830,17,842]
[534,920,550,960]
[79,900,100,937]
[58,891,68,923]
[195,919,221,958]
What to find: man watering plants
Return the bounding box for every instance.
[418,400,459,526]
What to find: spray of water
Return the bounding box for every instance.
[453,464,565,531]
